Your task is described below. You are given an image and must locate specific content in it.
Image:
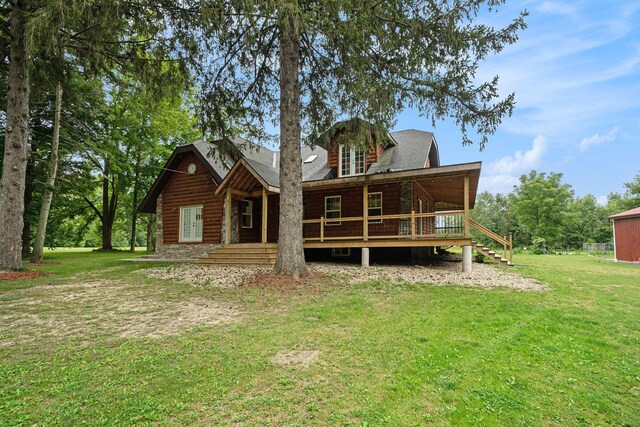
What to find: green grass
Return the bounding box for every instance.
[1,250,639,426]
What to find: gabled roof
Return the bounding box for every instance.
[609,207,640,220]
[367,130,439,174]
[138,138,279,213]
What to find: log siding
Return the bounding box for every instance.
[161,153,223,245]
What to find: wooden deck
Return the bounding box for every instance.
[303,237,472,249]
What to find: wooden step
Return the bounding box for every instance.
[197,259,275,266]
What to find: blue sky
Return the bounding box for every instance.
[393,0,640,202]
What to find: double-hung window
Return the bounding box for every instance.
[180,205,203,242]
[324,196,341,226]
[339,144,365,177]
[241,200,253,228]
[368,192,383,223]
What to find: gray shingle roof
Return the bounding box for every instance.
[366,130,436,174]
[245,158,280,188]
[192,129,437,186]
[192,137,279,181]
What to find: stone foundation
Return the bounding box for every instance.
[155,243,220,259]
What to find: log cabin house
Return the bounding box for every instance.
[139,123,512,269]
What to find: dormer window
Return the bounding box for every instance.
[339,144,365,177]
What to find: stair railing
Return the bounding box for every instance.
[469,218,513,265]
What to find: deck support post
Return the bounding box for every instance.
[411,209,416,239]
[320,216,324,242]
[503,236,507,261]
[363,184,369,241]
[464,174,470,238]
[361,247,370,267]
[225,189,232,245]
[462,245,472,273]
[262,188,268,243]
[509,233,513,265]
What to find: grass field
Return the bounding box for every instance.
[1,250,639,425]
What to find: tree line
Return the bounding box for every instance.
[1,1,528,276]
[471,170,640,252]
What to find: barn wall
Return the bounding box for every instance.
[157,152,222,258]
[614,217,640,262]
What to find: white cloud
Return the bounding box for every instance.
[578,127,620,152]
[538,1,578,17]
[480,135,549,193]
[487,135,548,174]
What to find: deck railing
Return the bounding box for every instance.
[303,210,467,242]
[469,218,513,264]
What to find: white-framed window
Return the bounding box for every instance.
[324,195,341,226]
[368,192,383,224]
[179,205,203,242]
[339,144,366,177]
[331,248,351,257]
[241,200,253,228]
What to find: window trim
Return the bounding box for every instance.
[368,192,383,224]
[179,204,204,243]
[241,200,253,229]
[324,195,341,226]
[338,144,365,177]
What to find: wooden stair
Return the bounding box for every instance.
[472,241,512,266]
[196,243,278,266]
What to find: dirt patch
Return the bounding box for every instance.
[271,350,320,368]
[0,270,45,281]
[240,272,330,295]
[0,279,241,349]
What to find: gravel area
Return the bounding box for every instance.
[139,261,545,291]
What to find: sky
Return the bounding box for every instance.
[393,0,640,203]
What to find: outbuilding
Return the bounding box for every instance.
[609,207,640,262]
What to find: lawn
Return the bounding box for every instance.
[1,250,639,426]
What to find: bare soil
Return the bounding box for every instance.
[0,278,241,349]
[271,349,320,368]
[0,270,45,281]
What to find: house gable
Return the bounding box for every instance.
[139,144,222,213]
[159,152,223,245]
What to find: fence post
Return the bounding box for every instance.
[320,216,324,243]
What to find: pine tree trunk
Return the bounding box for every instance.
[146,213,156,252]
[129,151,141,252]
[272,6,309,279]
[0,2,30,271]
[31,82,63,263]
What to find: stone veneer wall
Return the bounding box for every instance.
[155,194,221,259]
[220,197,240,244]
